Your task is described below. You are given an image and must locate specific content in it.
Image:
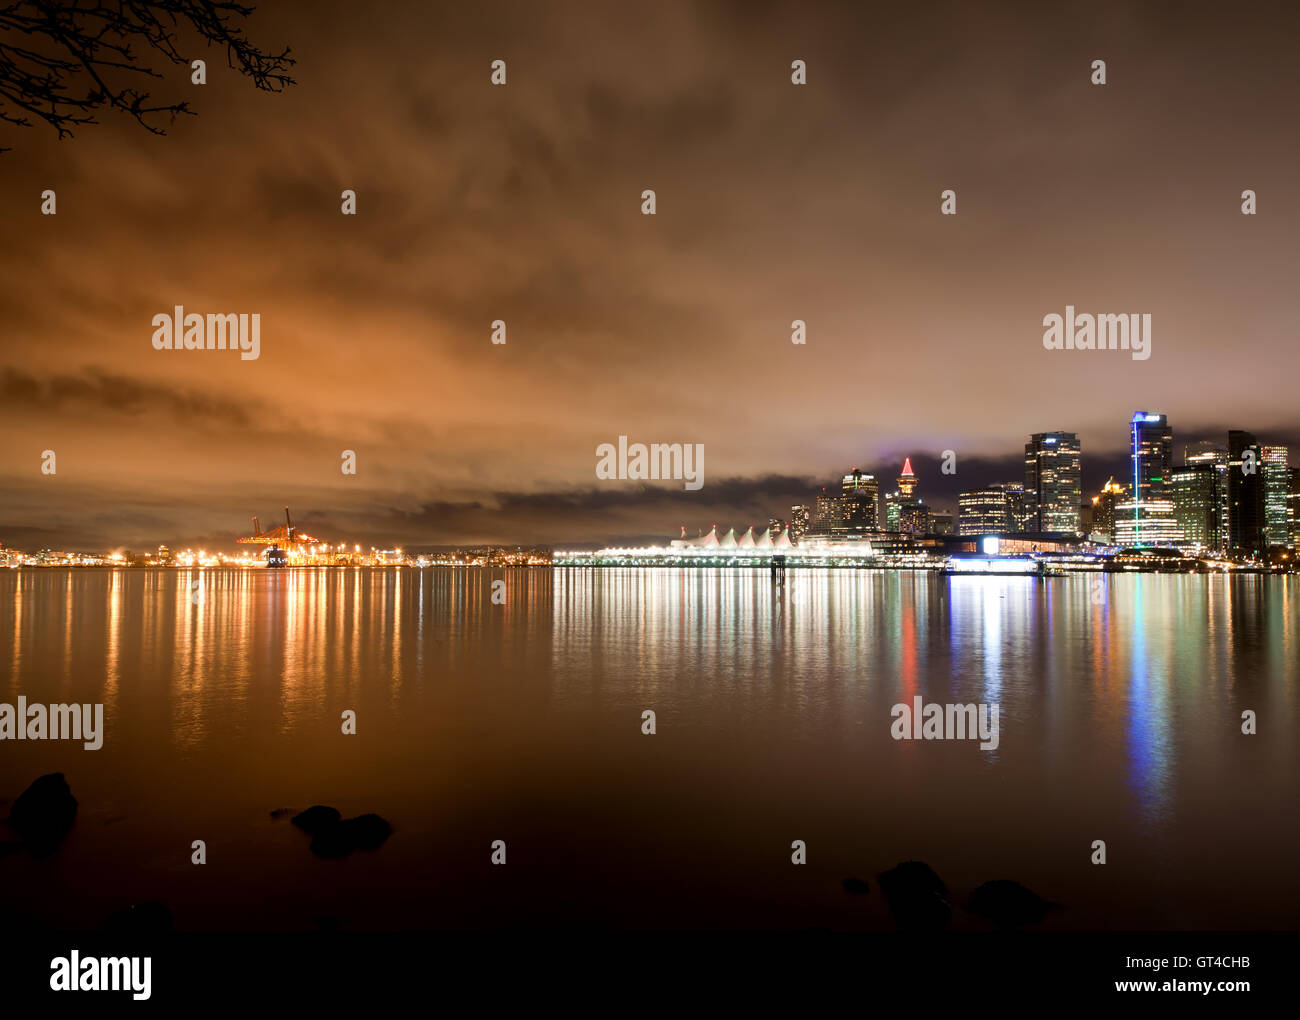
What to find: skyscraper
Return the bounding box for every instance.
[999,482,1028,532]
[789,504,811,544]
[897,458,917,498]
[958,486,1012,535]
[811,488,850,536]
[1261,445,1290,548]
[840,469,880,530]
[1024,432,1082,534]
[884,458,922,532]
[1290,468,1300,549]
[898,502,930,535]
[1172,463,1220,548]
[1228,430,1265,557]
[811,472,877,542]
[1130,412,1173,502]
[1116,412,1178,546]
[1185,441,1228,551]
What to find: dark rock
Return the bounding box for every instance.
[968,880,1059,928]
[308,814,393,858]
[345,814,392,850]
[842,877,871,895]
[0,841,22,860]
[105,901,173,934]
[291,805,341,833]
[9,773,77,853]
[877,860,951,931]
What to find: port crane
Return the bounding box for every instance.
[236,507,320,552]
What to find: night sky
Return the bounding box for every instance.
[2,0,1297,550]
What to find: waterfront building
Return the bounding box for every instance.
[1115,497,1179,546]
[958,486,1012,535]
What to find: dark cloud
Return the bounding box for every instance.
[0,366,259,426]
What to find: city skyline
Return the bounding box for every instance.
[2,408,1293,556]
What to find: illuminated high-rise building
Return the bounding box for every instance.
[898,502,930,535]
[883,492,899,531]
[1290,468,1300,549]
[811,489,842,534]
[1090,478,1126,543]
[1119,412,1178,546]
[812,478,875,541]
[1262,446,1290,548]
[999,482,1028,532]
[958,486,1012,535]
[1185,441,1228,551]
[840,469,879,530]
[1172,463,1220,548]
[884,458,923,533]
[1228,430,1265,557]
[897,458,917,498]
[1024,432,1082,533]
[789,504,811,544]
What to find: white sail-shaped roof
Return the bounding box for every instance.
[755,528,773,549]
[719,528,738,549]
[774,528,793,549]
[738,527,755,548]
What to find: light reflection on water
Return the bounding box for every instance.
[0,567,1296,930]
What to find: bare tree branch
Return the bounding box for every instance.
[0,0,295,152]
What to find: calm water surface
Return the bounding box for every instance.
[1,567,1297,931]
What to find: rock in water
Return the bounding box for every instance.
[968,880,1058,928]
[346,814,393,850]
[291,805,341,833]
[309,814,393,858]
[877,861,951,931]
[842,877,871,895]
[10,773,77,853]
